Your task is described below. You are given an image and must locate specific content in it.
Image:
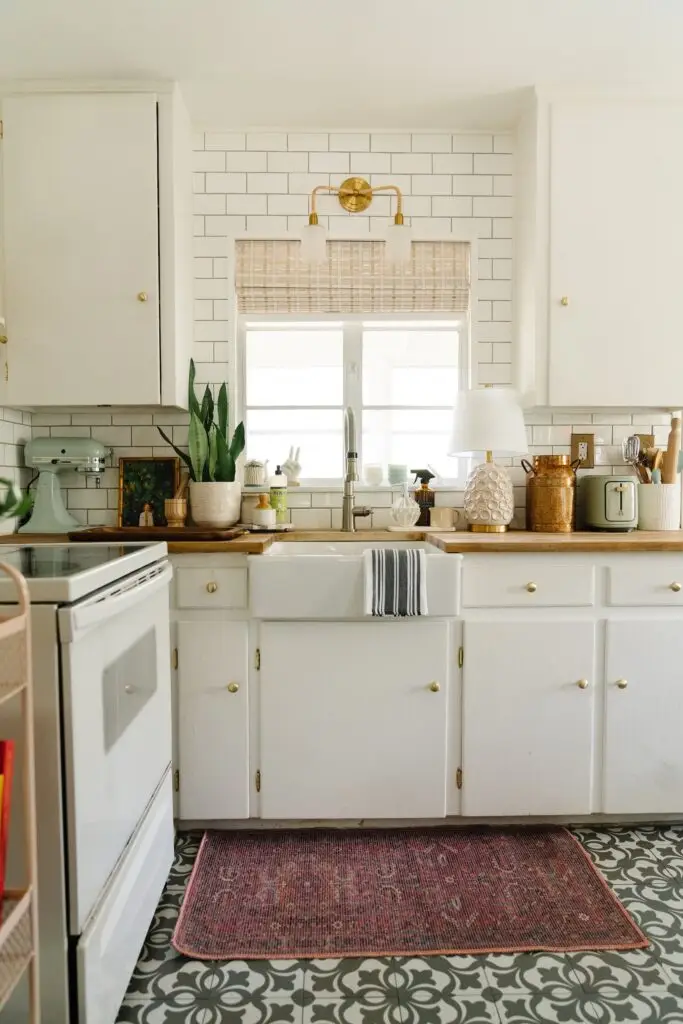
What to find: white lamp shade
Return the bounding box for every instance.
[448,387,528,457]
[300,222,327,264]
[384,222,412,265]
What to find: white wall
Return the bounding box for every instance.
[7,127,672,528]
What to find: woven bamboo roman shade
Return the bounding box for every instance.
[235,239,470,314]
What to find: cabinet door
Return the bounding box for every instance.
[605,620,683,814]
[2,94,160,406]
[259,621,449,820]
[462,620,596,816]
[177,620,249,819]
[549,101,683,407]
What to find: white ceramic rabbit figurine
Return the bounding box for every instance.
[282,446,302,486]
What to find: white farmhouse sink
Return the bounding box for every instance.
[250,541,460,619]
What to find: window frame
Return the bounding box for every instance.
[237,312,471,487]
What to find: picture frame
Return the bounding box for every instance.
[117,456,180,528]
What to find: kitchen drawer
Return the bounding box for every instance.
[609,559,683,606]
[175,567,248,609]
[462,557,595,607]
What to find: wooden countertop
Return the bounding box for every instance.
[429,530,683,552]
[3,529,683,553]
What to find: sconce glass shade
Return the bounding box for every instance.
[384,221,412,265]
[300,222,327,264]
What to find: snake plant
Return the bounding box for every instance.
[0,478,32,520]
[156,360,245,482]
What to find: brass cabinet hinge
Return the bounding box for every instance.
[255,648,261,671]
[172,647,178,670]
[458,646,463,668]
[3,363,7,384]
[255,770,261,793]
[456,767,463,790]
[0,120,3,140]
[173,769,180,793]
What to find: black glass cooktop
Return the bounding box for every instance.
[0,545,149,579]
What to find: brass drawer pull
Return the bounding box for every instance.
[206,581,218,594]
[577,679,589,690]
[526,582,537,593]
[227,682,239,693]
[428,681,441,693]
[137,291,148,302]
[560,296,569,306]
[616,679,628,690]
[670,582,682,592]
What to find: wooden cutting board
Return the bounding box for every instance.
[67,526,248,542]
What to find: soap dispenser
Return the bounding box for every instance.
[411,469,436,526]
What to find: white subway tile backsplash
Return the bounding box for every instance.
[288,133,328,151]
[247,132,288,151]
[412,134,451,153]
[453,175,492,195]
[452,134,493,152]
[267,194,310,215]
[288,172,328,194]
[290,508,332,529]
[371,133,411,152]
[350,152,390,174]
[247,172,288,193]
[194,279,229,299]
[192,151,226,172]
[478,239,512,258]
[474,154,514,175]
[478,280,512,300]
[205,133,246,151]
[493,134,514,153]
[411,175,451,195]
[493,259,512,279]
[493,175,513,196]
[433,154,474,174]
[431,197,473,216]
[267,152,308,172]
[330,133,370,151]
[246,215,288,233]
[224,195,268,214]
[492,218,513,237]
[390,153,431,174]
[225,152,268,172]
[309,152,350,173]
[194,194,227,215]
[194,237,229,257]
[206,172,247,193]
[473,196,514,217]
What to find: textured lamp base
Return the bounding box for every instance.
[463,460,515,531]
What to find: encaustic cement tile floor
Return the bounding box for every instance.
[117,827,683,1024]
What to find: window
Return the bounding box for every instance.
[241,316,466,483]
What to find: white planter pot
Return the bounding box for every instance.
[190,481,242,528]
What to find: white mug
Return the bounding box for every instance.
[429,507,464,530]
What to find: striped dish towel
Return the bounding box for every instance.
[363,548,428,617]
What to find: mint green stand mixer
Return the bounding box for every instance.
[19,437,111,533]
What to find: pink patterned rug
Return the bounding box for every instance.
[172,827,647,959]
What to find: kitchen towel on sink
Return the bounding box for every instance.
[363,547,428,616]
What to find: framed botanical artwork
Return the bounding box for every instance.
[117,456,180,528]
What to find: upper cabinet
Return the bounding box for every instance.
[0,88,192,407]
[516,94,683,408]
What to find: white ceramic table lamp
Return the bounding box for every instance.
[448,387,529,532]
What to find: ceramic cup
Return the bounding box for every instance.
[388,464,408,485]
[429,507,464,530]
[637,483,681,531]
[363,464,383,486]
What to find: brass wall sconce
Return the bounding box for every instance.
[301,177,411,264]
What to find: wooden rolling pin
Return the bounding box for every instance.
[662,416,681,484]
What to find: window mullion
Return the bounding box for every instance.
[344,321,363,466]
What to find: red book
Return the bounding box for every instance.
[0,740,16,915]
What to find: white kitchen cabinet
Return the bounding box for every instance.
[0,88,192,407]
[516,94,683,407]
[461,619,596,816]
[259,621,450,820]
[604,619,683,814]
[177,619,249,819]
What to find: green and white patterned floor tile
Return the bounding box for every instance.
[117,826,683,1024]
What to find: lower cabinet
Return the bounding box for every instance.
[259,621,450,819]
[177,620,249,819]
[605,620,683,814]
[461,619,596,816]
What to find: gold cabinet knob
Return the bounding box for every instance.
[560,296,569,306]
[206,581,218,594]
[137,291,148,302]
[670,582,682,592]
[616,679,628,690]
[0,336,7,345]
[227,682,239,693]
[526,582,537,593]
[428,681,441,693]
[577,679,589,690]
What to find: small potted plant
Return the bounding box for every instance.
[157,360,245,528]
[0,478,32,532]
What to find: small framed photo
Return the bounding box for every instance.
[118,456,180,528]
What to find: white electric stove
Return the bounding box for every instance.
[0,543,174,1024]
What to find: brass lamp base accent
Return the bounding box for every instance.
[338,177,372,213]
[468,523,507,533]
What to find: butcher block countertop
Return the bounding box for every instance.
[3,529,683,553]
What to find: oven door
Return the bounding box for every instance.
[58,561,173,933]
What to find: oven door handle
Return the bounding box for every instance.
[60,563,173,641]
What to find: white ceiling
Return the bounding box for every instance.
[2,0,683,128]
